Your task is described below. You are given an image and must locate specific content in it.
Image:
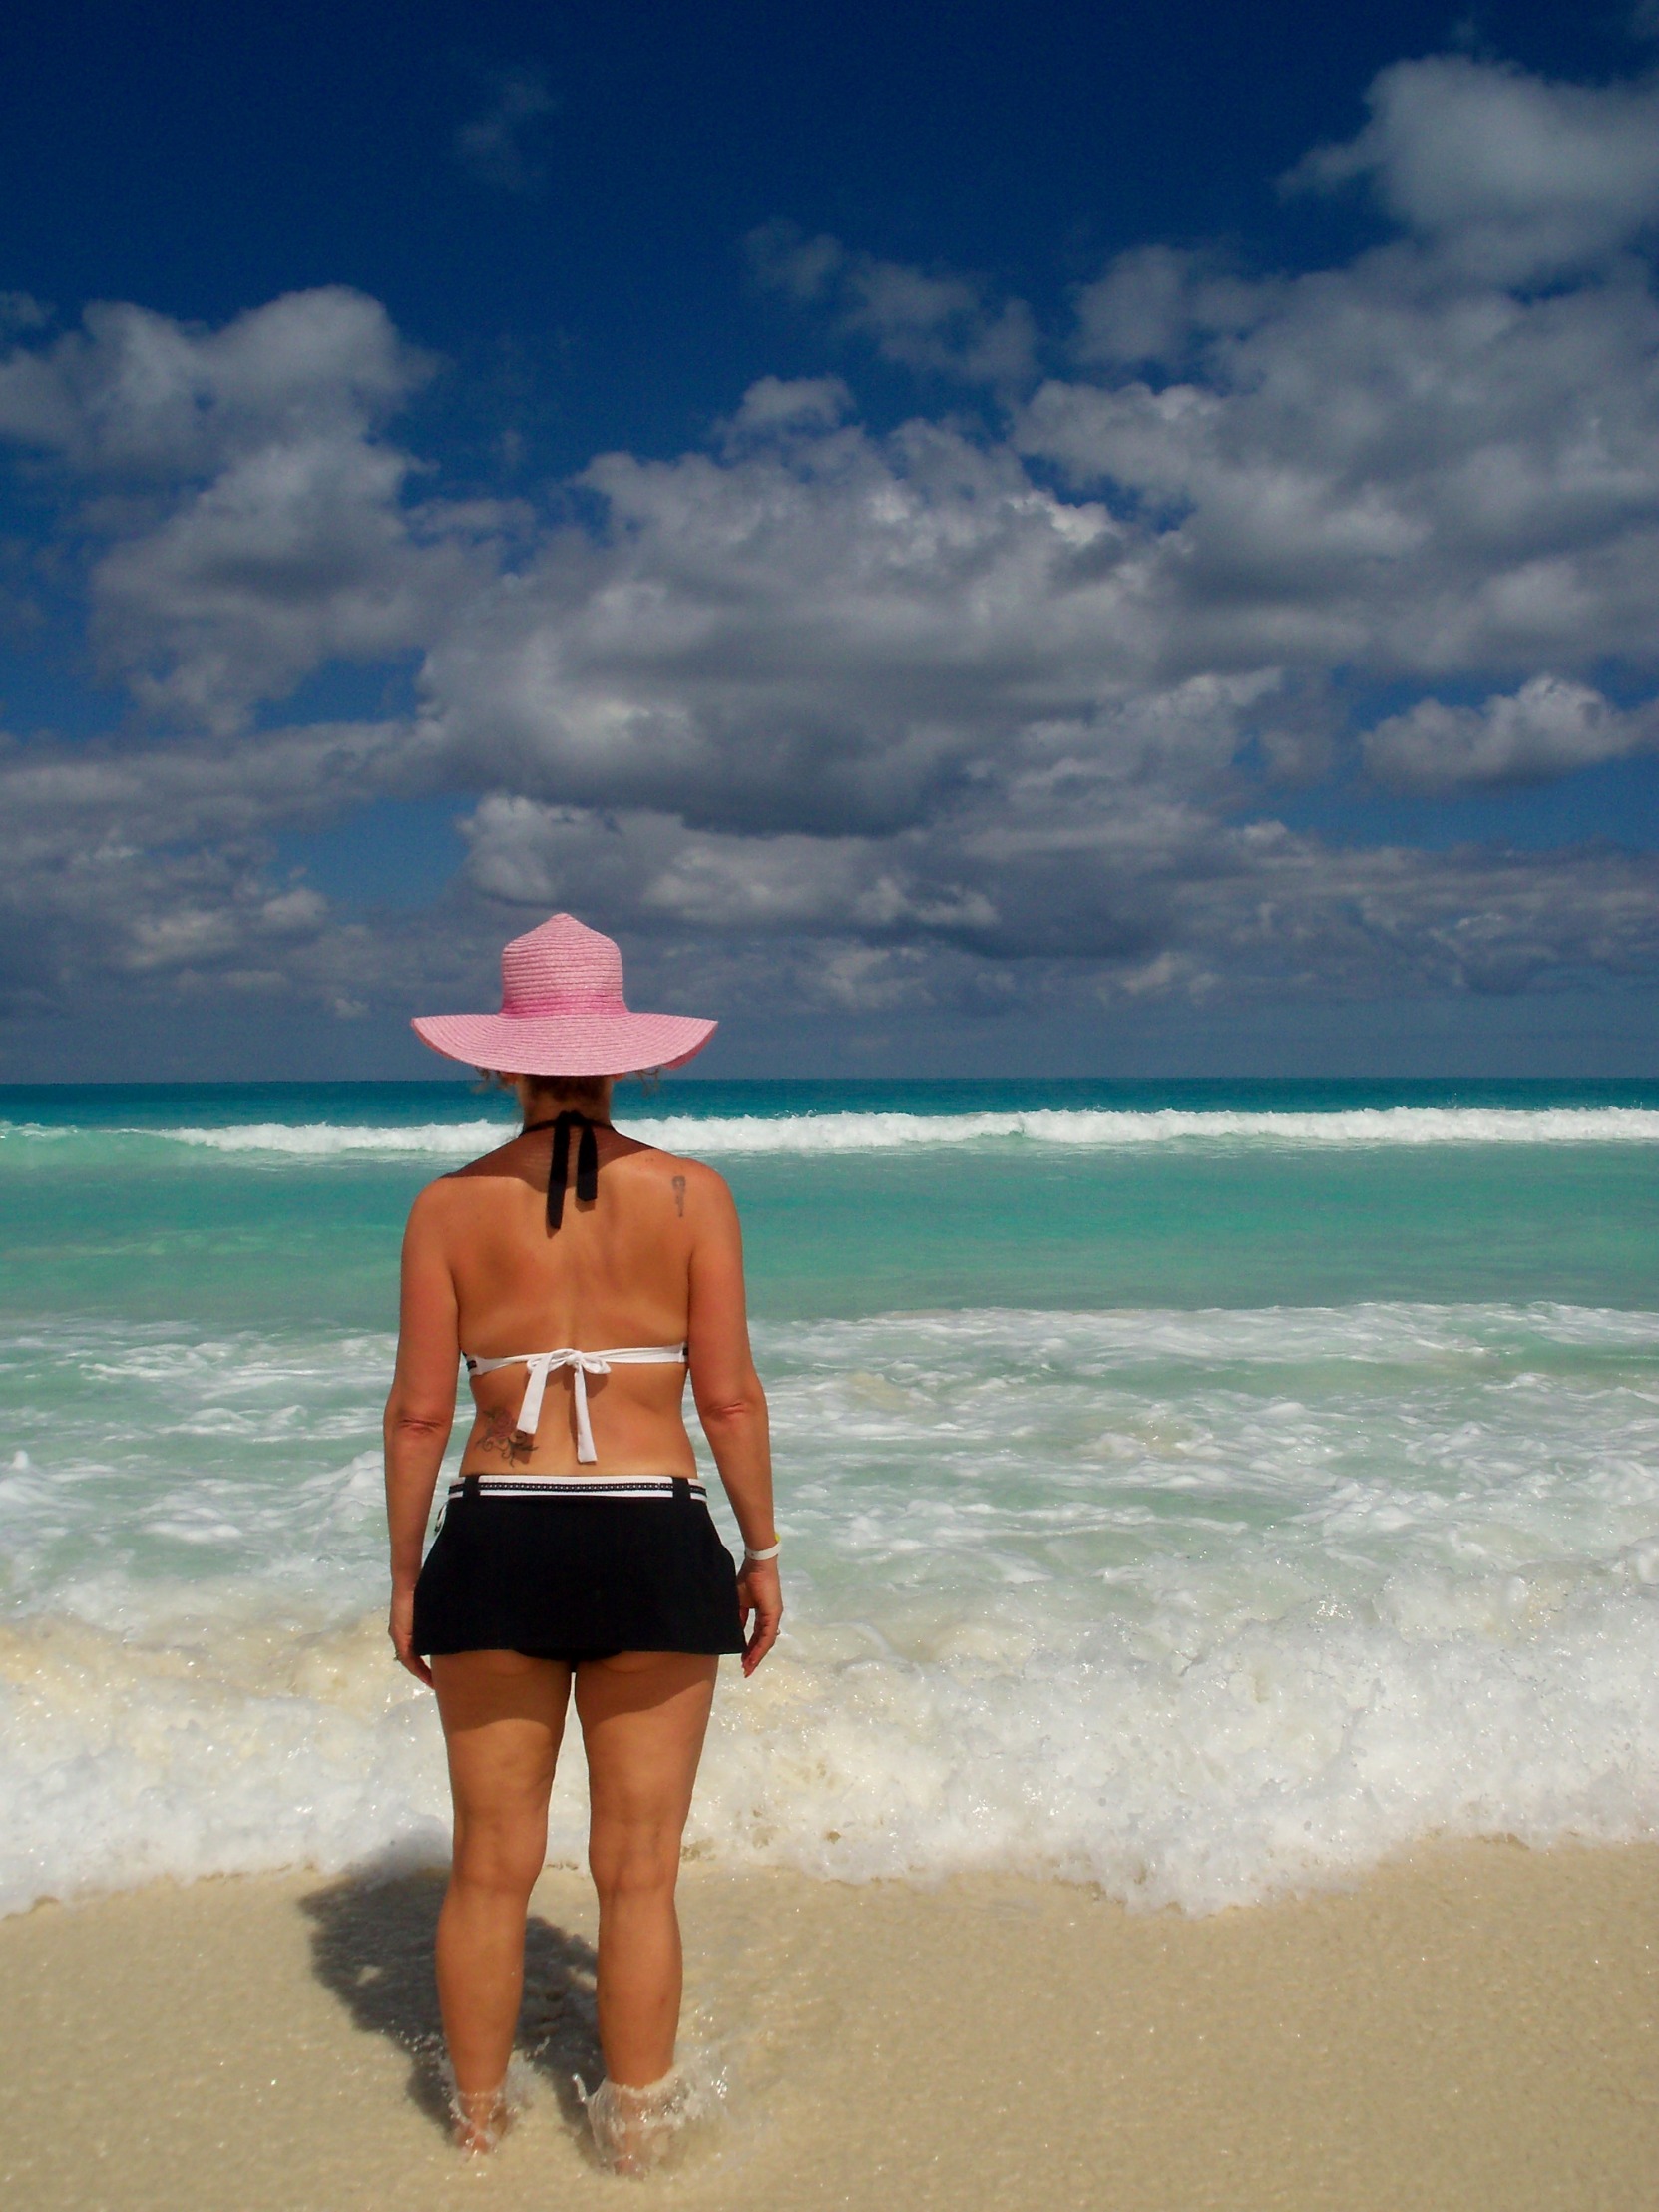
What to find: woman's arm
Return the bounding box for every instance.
[685,1166,782,1675]
[383,1183,461,1687]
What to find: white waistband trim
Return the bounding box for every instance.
[463,1344,687,1463]
[449,1475,706,1502]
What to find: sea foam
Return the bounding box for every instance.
[2,1550,1656,1919]
[2,1300,1656,1917]
[49,1103,1659,1161]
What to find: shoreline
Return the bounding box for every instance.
[1,1838,1654,2211]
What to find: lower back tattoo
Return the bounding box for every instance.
[476,1407,535,1465]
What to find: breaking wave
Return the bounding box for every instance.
[2,1105,1655,1163]
[3,1299,1657,1917]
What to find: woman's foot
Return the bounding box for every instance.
[450,2081,514,2155]
[585,2070,692,2174]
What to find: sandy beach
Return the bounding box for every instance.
[1,1839,1653,2211]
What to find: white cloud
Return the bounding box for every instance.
[0,288,506,731]
[419,417,1147,835]
[1072,247,1265,368]
[1178,826,1659,998]
[0,287,423,475]
[457,795,997,936]
[722,375,853,439]
[1021,240,1659,678]
[1285,56,1659,281]
[2,51,1659,1048]
[748,221,1037,387]
[1364,676,1659,791]
[424,108,1659,1005]
[0,717,438,1013]
[93,438,492,731]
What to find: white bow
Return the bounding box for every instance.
[514,1349,613,1463]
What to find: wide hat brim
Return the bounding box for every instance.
[411,1010,716,1078]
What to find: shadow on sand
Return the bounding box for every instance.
[300,1864,603,2136]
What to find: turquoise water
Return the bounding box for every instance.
[2,1079,1657,1914]
[4,1079,1656,1326]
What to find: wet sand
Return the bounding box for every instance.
[1,1841,1654,2211]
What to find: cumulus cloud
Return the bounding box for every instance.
[426,77,1659,1001]
[0,717,442,1016]
[1022,231,1659,679]
[419,412,1154,836]
[2,49,1658,1053]
[1072,247,1265,369]
[443,786,1659,1015]
[458,795,998,938]
[720,375,853,440]
[1179,827,1659,998]
[748,221,1037,387]
[0,288,508,730]
[1285,56,1659,281]
[1364,676,1659,791]
[0,287,422,474]
[94,439,501,731]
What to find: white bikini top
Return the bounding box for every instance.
[464,1344,687,1464]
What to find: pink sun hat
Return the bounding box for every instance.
[412,913,717,1078]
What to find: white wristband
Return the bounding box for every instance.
[743,1540,781,1563]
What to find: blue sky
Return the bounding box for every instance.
[1,0,1657,1078]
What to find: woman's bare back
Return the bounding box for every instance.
[417,1121,725,1478]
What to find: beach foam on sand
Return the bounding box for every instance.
[1,1841,1653,2212]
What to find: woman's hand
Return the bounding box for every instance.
[736,1558,783,1675]
[388,1584,434,1687]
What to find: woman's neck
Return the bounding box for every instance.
[518,1082,614,1125]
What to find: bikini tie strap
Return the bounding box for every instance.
[522,1110,605,1232]
[464,1342,685,1463]
[511,1348,612,1460]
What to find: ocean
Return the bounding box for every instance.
[2,1078,1657,1918]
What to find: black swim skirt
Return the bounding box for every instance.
[412,1474,745,1661]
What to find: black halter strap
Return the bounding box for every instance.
[522,1110,607,1231]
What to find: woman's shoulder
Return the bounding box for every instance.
[405,1135,526,1215]
[620,1137,728,1188]
[613,1141,735,1224]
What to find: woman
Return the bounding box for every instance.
[383,913,782,2166]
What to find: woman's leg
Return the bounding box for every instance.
[577,1651,718,2088]
[431,1649,571,2139]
